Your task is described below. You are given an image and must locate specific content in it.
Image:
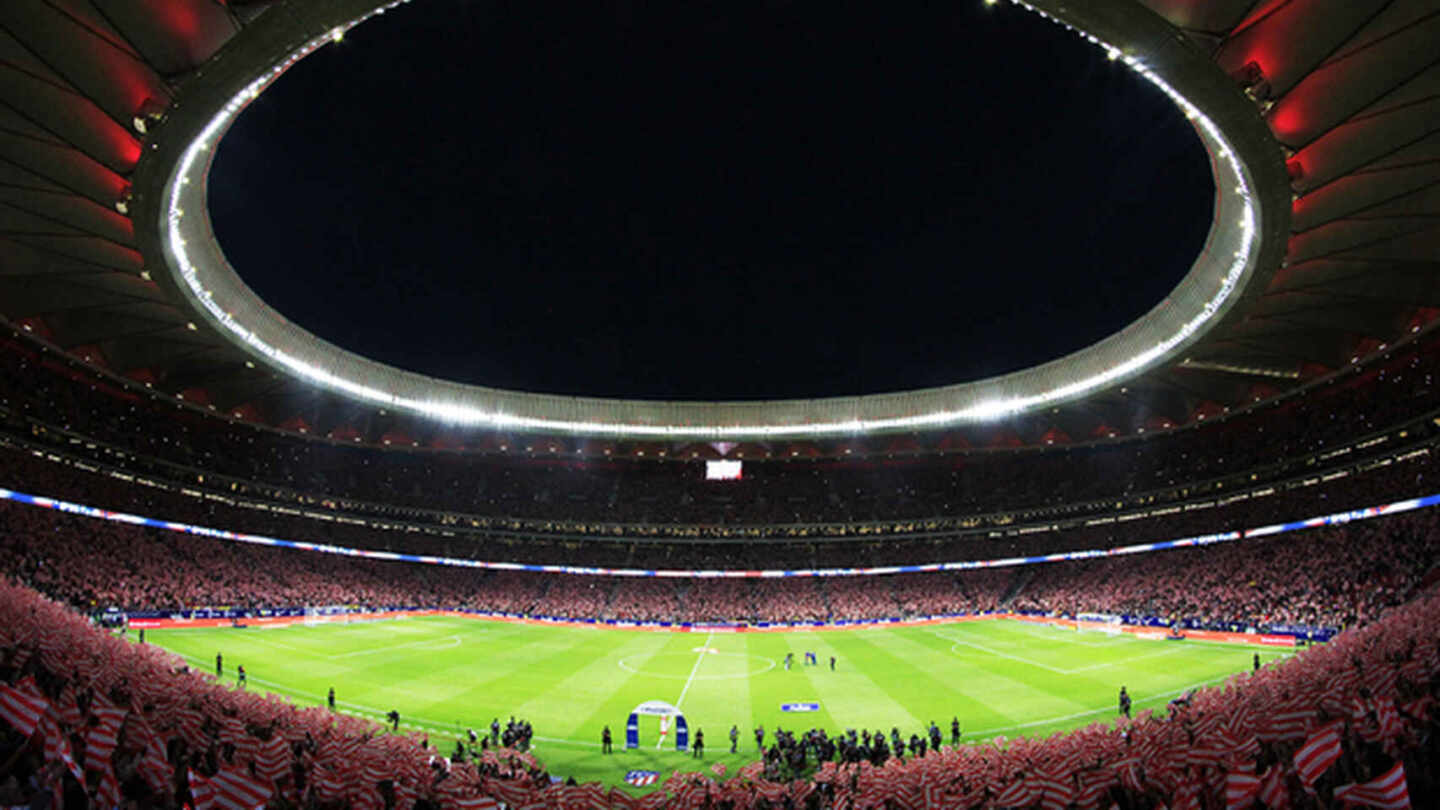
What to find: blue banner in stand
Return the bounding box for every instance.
[781,703,821,713]
[3,486,1439,581]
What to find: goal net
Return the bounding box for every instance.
[303,606,351,626]
[1076,612,1124,636]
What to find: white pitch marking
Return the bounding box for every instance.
[228,633,327,658]
[658,632,712,750]
[674,632,713,710]
[328,634,461,659]
[1005,621,1123,646]
[617,652,775,680]
[934,628,1271,676]
[1066,644,1190,672]
[960,674,1231,738]
[936,632,1070,674]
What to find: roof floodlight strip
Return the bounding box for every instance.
[161,0,1264,438]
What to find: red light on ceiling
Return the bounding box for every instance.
[1267,102,1306,143]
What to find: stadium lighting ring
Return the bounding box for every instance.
[146,0,1284,439]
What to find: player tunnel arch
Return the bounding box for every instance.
[625,700,688,751]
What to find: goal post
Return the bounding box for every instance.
[1075,612,1124,636]
[303,606,350,626]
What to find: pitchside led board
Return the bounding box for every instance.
[705,460,743,481]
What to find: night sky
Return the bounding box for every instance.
[209,0,1212,401]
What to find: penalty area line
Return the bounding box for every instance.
[932,631,1070,674]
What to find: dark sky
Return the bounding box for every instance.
[210,0,1212,401]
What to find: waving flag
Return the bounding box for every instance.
[607,787,640,810]
[308,767,344,803]
[993,776,1037,808]
[1034,769,1075,810]
[56,686,83,729]
[1293,720,1342,789]
[1333,762,1410,810]
[1373,699,1404,740]
[1257,766,1290,810]
[1172,779,1203,810]
[189,767,272,810]
[1074,772,1114,810]
[253,734,290,784]
[94,769,122,810]
[1224,770,1259,809]
[40,715,83,781]
[452,796,500,810]
[83,707,126,773]
[0,682,48,736]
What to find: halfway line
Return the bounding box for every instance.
[660,631,713,750]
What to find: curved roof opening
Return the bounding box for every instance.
[209,0,1211,401]
[157,0,1269,437]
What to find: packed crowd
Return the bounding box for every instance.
[3,329,1439,537]
[3,433,1437,575]
[3,494,1437,634]
[1,568,1437,809]
[1012,509,1440,632]
[0,579,570,810]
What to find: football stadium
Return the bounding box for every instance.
[2,0,1439,809]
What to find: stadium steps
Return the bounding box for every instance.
[999,568,1036,608]
[1418,564,1440,594]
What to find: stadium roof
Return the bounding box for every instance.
[1,0,1437,451]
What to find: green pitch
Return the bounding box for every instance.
[144,617,1289,790]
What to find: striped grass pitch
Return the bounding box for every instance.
[145,616,1290,791]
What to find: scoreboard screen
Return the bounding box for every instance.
[705,460,743,481]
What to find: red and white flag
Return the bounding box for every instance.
[0,682,48,736]
[40,715,83,781]
[1293,720,1342,789]
[607,787,639,810]
[993,776,1037,808]
[1262,708,1312,742]
[189,767,272,810]
[83,705,127,773]
[134,728,172,793]
[1333,762,1410,810]
[56,686,83,729]
[452,795,500,810]
[1172,779,1202,810]
[253,734,290,784]
[1373,699,1404,741]
[575,781,611,810]
[93,770,122,810]
[1114,754,1144,793]
[1400,695,1433,727]
[1224,770,1260,809]
[1034,769,1075,810]
[309,767,347,802]
[1257,766,1290,810]
[1074,772,1114,810]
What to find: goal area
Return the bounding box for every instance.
[303,606,352,626]
[1075,613,1124,636]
